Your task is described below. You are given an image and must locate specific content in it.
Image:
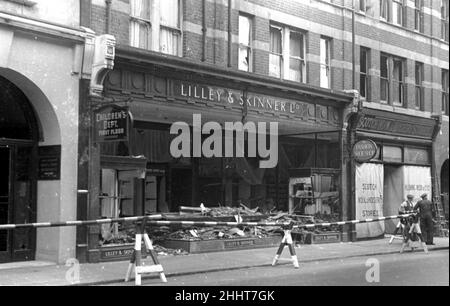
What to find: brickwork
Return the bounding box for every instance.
[85,0,448,112]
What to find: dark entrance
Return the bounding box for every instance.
[0,76,39,263]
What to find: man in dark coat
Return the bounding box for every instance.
[414,193,436,245]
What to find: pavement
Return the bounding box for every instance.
[0,236,448,286]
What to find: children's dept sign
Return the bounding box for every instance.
[94,105,130,142]
[355,163,385,238]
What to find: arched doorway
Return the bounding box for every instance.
[0,75,39,263]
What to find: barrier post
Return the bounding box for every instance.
[272,221,299,269]
[124,218,167,285]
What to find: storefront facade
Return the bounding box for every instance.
[77,47,356,263]
[353,107,440,238]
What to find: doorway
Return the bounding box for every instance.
[0,76,39,263]
[383,165,403,234]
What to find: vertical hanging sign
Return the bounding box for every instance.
[94,105,130,142]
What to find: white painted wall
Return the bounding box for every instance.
[0,0,80,28]
[0,27,80,264]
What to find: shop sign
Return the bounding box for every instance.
[94,105,130,142]
[352,139,378,162]
[174,81,339,123]
[357,116,434,138]
[38,145,61,180]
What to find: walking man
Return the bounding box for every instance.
[414,193,436,245]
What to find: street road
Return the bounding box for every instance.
[109,250,449,286]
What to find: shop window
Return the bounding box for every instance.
[443,69,449,115]
[360,47,369,99]
[288,31,306,83]
[414,0,424,33]
[269,25,283,78]
[100,169,136,244]
[238,14,252,72]
[442,0,449,42]
[415,62,424,110]
[320,37,331,89]
[404,147,430,165]
[130,0,152,50]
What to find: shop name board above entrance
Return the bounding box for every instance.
[176,82,338,121]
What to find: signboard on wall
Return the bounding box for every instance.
[352,139,378,163]
[355,163,385,238]
[38,145,61,180]
[94,105,130,142]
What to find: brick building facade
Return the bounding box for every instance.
[75,0,448,262]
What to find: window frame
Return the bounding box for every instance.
[238,14,253,72]
[392,0,404,27]
[380,53,405,106]
[380,0,391,22]
[129,0,152,50]
[441,0,449,42]
[129,0,183,57]
[359,47,370,100]
[358,0,367,13]
[414,0,424,33]
[287,30,306,83]
[442,69,449,115]
[414,62,424,110]
[269,24,283,79]
[158,0,183,56]
[320,37,331,89]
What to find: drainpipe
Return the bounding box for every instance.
[105,0,112,34]
[227,0,232,67]
[202,0,207,62]
[352,0,356,90]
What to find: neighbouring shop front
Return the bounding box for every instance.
[353,108,440,239]
[77,49,355,263]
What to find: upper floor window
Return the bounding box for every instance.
[320,37,331,89]
[358,0,367,13]
[159,0,182,56]
[129,0,182,56]
[443,69,449,115]
[288,31,306,83]
[238,14,252,72]
[441,0,449,42]
[380,0,391,21]
[269,25,283,78]
[269,25,307,83]
[130,0,152,49]
[380,0,405,26]
[414,0,424,32]
[415,62,424,110]
[360,47,369,99]
[380,54,405,106]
